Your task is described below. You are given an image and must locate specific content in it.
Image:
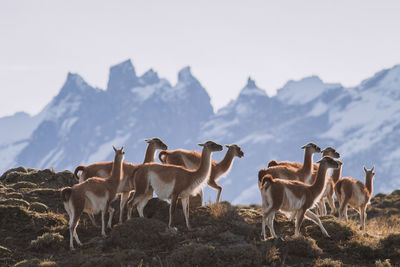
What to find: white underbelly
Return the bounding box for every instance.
[149,171,175,200]
[84,191,108,214]
[281,188,306,212]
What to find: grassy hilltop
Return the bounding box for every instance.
[0,167,399,267]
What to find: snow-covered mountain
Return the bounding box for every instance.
[0,60,399,204]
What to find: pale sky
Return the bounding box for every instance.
[0,0,399,117]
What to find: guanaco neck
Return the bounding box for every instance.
[310,164,329,198]
[109,155,124,186]
[213,150,235,177]
[331,165,342,183]
[143,144,157,163]
[300,149,314,175]
[193,148,212,181]
[365,176,373,195]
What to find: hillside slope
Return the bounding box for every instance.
[0,167,399,266]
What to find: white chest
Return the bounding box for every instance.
[149,171,175,200]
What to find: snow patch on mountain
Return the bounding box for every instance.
[60,117,78,136]
[278,76,341,105]
[131,79,168,101]
[86,134,131,164]
[0,142,29,171]
[322,87,399,142]
[45,95,81,121]
[308,101,328,117]
[202,119,239,139]
[38,148,64,169]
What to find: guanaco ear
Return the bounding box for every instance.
[371,166,375,172]
[121,146,124,152]
[301,144,308,149]
[363,166,367,173]
[113,146,117,152]
[198,143,205,147]
[144,139,151,143]
[225,145,230,148]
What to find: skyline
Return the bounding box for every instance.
[1,0,400,117]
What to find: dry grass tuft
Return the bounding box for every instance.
[282,236,322,258]
[264,243,281,265]
[367,215,400,238]
[39,259,58,266]
[314,258,343,267]
[13,258,41,267]
[30,232,64,251]
[208,202,231,219]
[375,259,393,267]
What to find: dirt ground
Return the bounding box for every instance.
[0,167,399,266]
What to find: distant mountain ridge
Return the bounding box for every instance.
[0,60,399,203]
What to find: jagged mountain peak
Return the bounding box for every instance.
[178,66,196,83]
[110,59,136,75]
[66,72,88,87]
[246,77,257,88]
[140,69,160,84]
[107,59,139,92]
[239,77,267,97]
[58,72,93,98]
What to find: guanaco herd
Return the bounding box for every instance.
[61,138,375,250]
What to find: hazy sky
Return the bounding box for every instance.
[1,0,399,117]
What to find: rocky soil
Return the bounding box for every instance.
[0,167,399,266]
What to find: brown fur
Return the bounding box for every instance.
[268,147,339,170]
[335,166,375,230]
[258,142,321,186]
[264,146,341,217]
[74,138,167,183]
[159,144,244,203]
[72,138,167,224]
[62,146,125,250]
[259,156,340,239]
[61,187,72,203]
[317,162,342,215]
[127,141,223,229]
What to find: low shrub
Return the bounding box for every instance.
[30,232,64,251]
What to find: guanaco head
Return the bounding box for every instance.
[363,166,375,180]
[317,156,340,169]
[145,137,168,150]
[301,142,321,154]
[225,144,244,158]
[321,147,340,158]
[198,141,223,152]
[112,146,125,161]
